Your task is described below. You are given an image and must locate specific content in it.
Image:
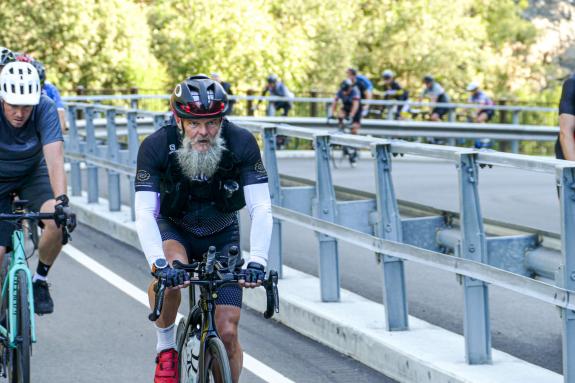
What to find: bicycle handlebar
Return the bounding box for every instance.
[0,205,77,245]
[148,254,280,322]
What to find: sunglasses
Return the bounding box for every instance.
[177,100,225,117]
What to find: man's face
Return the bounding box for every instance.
[383,77,392,85]
[179,117,222,152]
[2,102,33,128]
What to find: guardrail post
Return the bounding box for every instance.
[106,110,121,211]
[314,134,340,301]
[263,126,283,277]
[558,165,575,383]
[458,152,491,364]
[153,115,165,131]
[130,87,139,109]
[67,105,82,196]
[447,108,456,146]
[85,107,99,203]
[386,103,394,120]
[75,86,84,120]
[511,110,520,153]
[310,90,318,117]
[247,89,255,116]
[373,143,408,330]
[127,111,139,221]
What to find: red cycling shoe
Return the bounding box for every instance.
[154,348,179,383]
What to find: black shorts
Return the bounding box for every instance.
[156,218,243,307]
[343,105,362,123]
[432,94,449,118]
[479,109,495,121]
[0,162,54,249]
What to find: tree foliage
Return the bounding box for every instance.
[0,0,557,102]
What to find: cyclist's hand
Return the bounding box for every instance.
[153,266,190,289]
[239,262,265,288]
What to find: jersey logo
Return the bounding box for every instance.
[136,170,151,182]
[254,160,267,175]
[169,144,176,153]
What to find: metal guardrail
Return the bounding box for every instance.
[64,102,575,382]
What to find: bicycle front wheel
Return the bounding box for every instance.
[8,270,31,383]
[201,337,232,383]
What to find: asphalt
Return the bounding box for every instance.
[22,223,393,383]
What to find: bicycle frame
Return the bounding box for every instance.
[179,280,228,380]
[0,228,36,348]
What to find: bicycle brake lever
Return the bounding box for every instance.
[148,280,166,321]
[263,270,279,319]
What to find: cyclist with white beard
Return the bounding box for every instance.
[134,75,273,383]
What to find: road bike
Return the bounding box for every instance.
[149,246,279,383]
[326,116,359,169]
[0,199,76,383]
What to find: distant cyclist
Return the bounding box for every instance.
[556,74,575,161]
[330,79,361,165]
[0,62,69,315]
[258,74,293,117]
[466,83,494,123]
[0,47,16,72]
[211,72,235,115]
[31,59,68,133]
[347,67,373,117]
[419,75,450,121]
[466,83,495,148]
[381,69,409,119]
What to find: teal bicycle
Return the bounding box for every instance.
[0,199,75,383]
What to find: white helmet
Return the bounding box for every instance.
[382,69,395,79]
[0,61,41,105]
[466,82,479,92]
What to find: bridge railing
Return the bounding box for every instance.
[64,102,575,381]
[62,93,559,126]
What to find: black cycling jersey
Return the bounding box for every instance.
[383,81,408,100]
[555,76,575,159]
[135,119,268,194]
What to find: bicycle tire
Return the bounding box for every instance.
[177,307,202,383]
[201,337,232,383]
[8,270,31,383]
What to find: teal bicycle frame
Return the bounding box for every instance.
[0,229,36,348]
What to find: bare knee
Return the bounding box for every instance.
[219,321,239,353]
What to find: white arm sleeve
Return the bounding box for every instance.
[244,183,273,268]
[135,191,165,268]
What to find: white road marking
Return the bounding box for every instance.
[63,245,295,383]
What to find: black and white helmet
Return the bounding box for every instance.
[170,74,229,120]
[0,62,41,105]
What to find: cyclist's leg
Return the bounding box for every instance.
[149,218,190,330]
[19,163,61,278]
[0,192,13,265]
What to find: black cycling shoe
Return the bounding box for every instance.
[33,280,54,315]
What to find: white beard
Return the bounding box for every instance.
[175,132,225,181]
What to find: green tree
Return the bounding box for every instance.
[0,0,166,91]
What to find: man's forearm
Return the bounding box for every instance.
[560,114,575,161]
[350,101,359,116]
[58,109,68,133]
[44,142,67,197]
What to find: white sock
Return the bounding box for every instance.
[155,323,176,353]
[32,274,47,283]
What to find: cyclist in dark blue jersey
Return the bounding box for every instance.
[134,75,272,383]
[0,62,68,315]
[556,75,575,160]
